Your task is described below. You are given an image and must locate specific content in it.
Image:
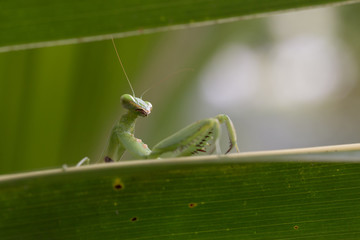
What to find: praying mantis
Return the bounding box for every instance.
[77,38,239,166]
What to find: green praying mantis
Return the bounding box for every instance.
[77,38,239,166]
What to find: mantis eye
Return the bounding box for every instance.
[120,94,152,116]
[145,101,153,111]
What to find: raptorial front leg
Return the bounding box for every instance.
[101,130,125,162]
[102,131,151,162]
[117,132,152,159]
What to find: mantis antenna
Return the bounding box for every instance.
[111,37,136,97]
[140,87,152,99]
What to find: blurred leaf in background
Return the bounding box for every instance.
[1,3,360,174]
[186,5,360,152]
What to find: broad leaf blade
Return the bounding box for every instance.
[1,144,360,239]
[0,0,359,51]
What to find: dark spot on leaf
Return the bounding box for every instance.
[105,156,113,163]
[189,203,198,208]
[293,225,299,230]
[131,217,138,222]
[113,178,124,191]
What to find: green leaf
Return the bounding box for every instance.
[0,0,358,51]
[1,144,360,239]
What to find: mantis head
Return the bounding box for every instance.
[121,94,152,117]
[111,39,152,117]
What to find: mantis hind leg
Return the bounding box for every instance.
[215,114,240,153]
[76,157,90,167]
[148,114,239,159]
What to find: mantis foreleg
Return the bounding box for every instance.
[148,114,239,158]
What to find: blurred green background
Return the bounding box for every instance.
[1,3,360,174]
